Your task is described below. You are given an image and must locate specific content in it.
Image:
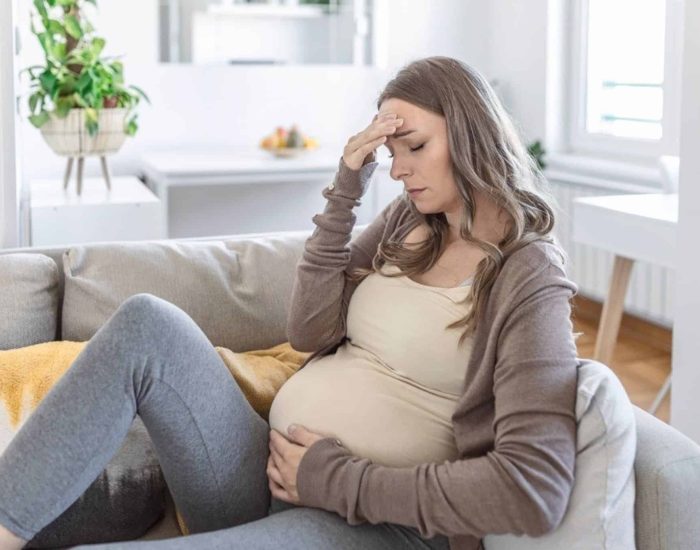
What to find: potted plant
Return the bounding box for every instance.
[22,0,149,195]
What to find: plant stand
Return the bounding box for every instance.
[40,108,128,196]
[63,155,113,195]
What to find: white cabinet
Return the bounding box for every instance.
[140,148,398,239]
[30,177,164,247]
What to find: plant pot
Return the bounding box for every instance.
[39,108,128,158]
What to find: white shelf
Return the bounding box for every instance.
[207,3,326,18]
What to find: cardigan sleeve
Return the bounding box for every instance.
[286,156,399,353]
[295,262,579,539]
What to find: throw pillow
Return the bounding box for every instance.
[483,359,636,549]
[61,235,309,352]
[0,254,59,350]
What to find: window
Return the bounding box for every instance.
[569,0,684,160]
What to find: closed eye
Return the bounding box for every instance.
[388,144,424,159]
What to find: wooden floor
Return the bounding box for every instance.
[573,317,671,423]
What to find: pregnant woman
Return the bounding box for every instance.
[0,56,578,550]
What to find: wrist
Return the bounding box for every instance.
[330,156,378,199]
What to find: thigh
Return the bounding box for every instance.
[74,505,451,550]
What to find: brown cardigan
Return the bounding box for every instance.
[288,157,579,550]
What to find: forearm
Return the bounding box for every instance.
[296,415,575,539]
[286,157,378,352]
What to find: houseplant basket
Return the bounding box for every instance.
[23,0,148,195]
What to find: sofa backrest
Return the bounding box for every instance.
[0,226,367,351]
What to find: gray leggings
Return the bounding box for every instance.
[0,294,450,550]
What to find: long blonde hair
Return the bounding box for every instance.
[349,56,562,346]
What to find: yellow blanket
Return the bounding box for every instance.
[0,339,311,536]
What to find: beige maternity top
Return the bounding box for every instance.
[268,263,474,467]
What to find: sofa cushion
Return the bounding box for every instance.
[61,234,308,352]
[483,359,636,549]
[0,341,166,547]
[0,254,59,350]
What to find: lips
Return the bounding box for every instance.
[407,188,426,196]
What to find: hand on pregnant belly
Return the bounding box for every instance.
[267,424,330,505]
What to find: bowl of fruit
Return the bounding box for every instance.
[259,124,319,158]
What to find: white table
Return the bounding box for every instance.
[573,193,678,413]
[139,148,396,238]
[30,176,164,247]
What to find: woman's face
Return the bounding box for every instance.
[379,98,462,216]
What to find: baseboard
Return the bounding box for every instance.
[572,295,673,353]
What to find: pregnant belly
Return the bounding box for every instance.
[268,345,458,468]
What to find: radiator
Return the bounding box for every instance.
[548,179,674,329]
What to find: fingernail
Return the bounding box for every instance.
[288,423,298,433]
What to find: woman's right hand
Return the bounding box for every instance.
[342,112,404,171]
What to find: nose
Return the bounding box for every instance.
[389,157,411,182]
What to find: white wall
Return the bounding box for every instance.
[15,0,159,67]
[376,0,490,74]
[0,0,20,248]
[671,0,700,443]
[487,0,550,143]
[15,0,493,188]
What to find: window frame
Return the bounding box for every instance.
[567,0,684,161]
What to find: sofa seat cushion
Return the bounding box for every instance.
[0,341,166,547]
[484,359,637,549]
[0,254,59,350]
[61,235,308,352]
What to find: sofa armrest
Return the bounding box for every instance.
[633,406,700,550]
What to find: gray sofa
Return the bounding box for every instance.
[1,227,700,549]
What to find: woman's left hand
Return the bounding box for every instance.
[267,424,328,504]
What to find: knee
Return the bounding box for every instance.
[115,293,180,327]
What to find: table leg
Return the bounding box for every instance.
[594,255,635,365]
[76,157,85,196]
[63,157,74,190]
[100,156,112,191]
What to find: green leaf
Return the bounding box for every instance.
[37,32,54,56]
[56,0,77,6]
[85,107,98,123]
[39,70,57,94]
[86,119,99,136]
[55,96,73,117]
[85,0,97,5]
[28,91,43,113]
[125,115,138,136]
[46,19,64,35]
[64,15,83,39]
[29,111,51,128]
[90,37,105,58]
[33,0,48,20]
[129,85,150,104]
[72,93,88,108]
[52,42,66,61]
[77,71,92,93]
